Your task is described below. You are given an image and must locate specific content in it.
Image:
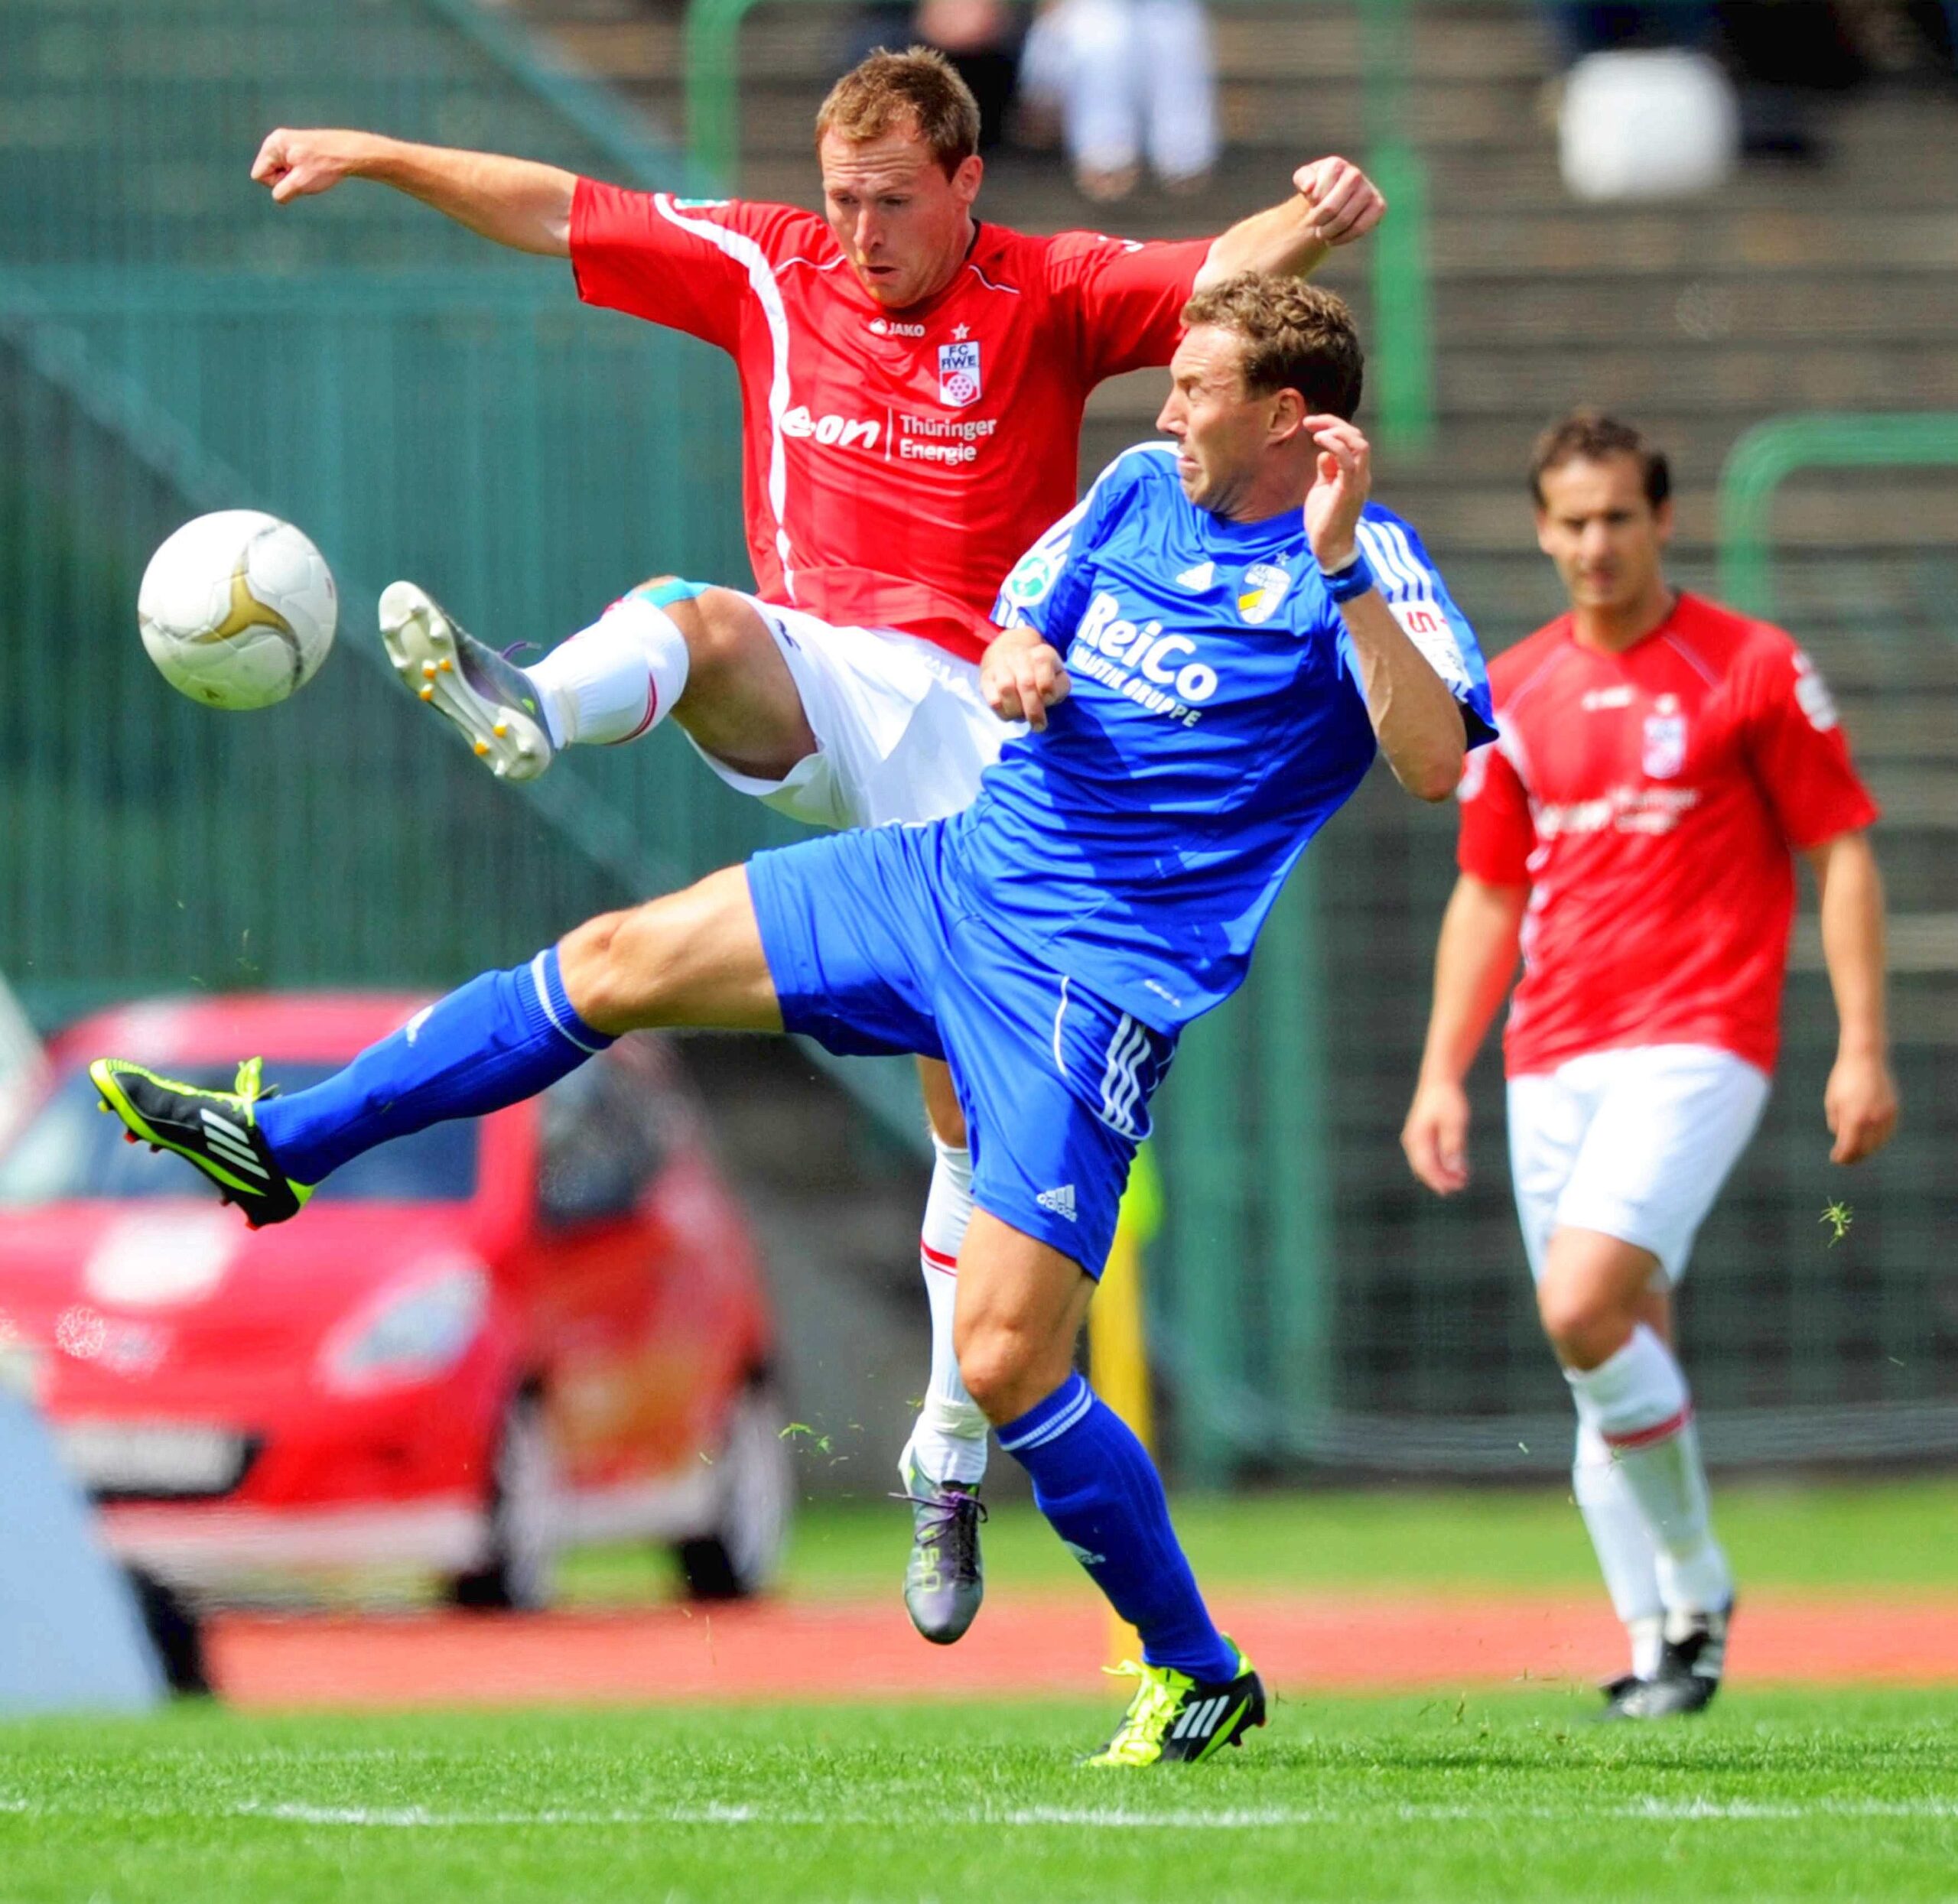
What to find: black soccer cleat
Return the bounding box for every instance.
[1088,1641,1267,1766]
[89,1057,312,1230]
[896,1451,986,1645]
[1601,1603,1732,1720]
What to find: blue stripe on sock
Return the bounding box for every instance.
[529,945,610,1054]
[255,945,613,1186]
[997,1371,1091,1453]
[999,1373,1237,1681]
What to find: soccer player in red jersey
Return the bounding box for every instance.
[249,50,1386,1638]
[1401,411,1899,1718]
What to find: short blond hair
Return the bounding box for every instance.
[815,47,981,176]
[1181,275,1364,421]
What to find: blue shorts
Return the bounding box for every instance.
[747,822,1174,1275]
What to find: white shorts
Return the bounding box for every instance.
[685,600,1020,832]
[1506,1044,1771,1287]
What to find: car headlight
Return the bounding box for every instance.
[321,1259,489,1393]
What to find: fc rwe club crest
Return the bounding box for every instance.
[938,340,982,407]
[1642,711,1688,778]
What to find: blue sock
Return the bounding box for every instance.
[998,1371,1237,1681]
[255,947,613,1184]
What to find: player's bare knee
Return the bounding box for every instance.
[1537,1279,1633,1370]
[559,902,677,1033]
[681,588,766,688]
[953,1317,1043,1424]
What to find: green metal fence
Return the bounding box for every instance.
[4,0,1953,1477]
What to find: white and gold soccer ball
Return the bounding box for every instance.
[138,511,337,710]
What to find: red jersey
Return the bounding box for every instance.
[1458,593,1878,1077]
[570,180,1210,663]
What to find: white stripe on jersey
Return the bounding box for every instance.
[1098,1015,1152,1137]
[654,196,798,600]
[1360,517,1470,690]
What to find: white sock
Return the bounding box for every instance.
[1566,1326,1732,1616]
[899,1137,987,1490]
[1572,1417,1665,1678]
[525,596,691,748]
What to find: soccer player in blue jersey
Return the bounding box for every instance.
[92,275,1492,1766]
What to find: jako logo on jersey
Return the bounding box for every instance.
[1176,561,1215,591]
[1238,562,1293,625]
[1074,592,1220,703]
[938,340,981,407]
[780,407,880,450]
[867,317,926,336]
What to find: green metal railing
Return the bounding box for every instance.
[681,0,1434,453]
[1719,412,1958,622]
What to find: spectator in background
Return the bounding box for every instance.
[1020,0,1219,201]
[846,2,1024,148]
[1541,2,1883,162]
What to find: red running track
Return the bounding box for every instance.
[208,1592,1958,1708]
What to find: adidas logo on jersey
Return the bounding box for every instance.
[1036,1184,1078,1221]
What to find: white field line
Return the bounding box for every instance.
[190,1797,1958,1830]
[4,1794,1955,1831]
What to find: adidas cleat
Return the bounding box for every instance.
[380,580,554,783]
[895,1451,986,1645]
[89,1058,312,1229]
[1601,1602,1732,1720]
[1088,1641,1267,1766]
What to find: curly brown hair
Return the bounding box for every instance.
[815,47,981,176]
[1179,275,1364,421]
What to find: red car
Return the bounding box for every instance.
[0,993,791,1608]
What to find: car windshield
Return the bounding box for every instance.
[0,1064,480,1207]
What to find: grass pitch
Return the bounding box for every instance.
[565,1473,1958,1602]
[2,1691,1953,1902]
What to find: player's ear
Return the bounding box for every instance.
[1268,386,1306,445]
[951,153,984,207]
[1651,495,1676,547]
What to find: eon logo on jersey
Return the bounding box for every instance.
[1068,590,1220,728]
[938,340,982,407]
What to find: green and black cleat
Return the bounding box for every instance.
[1088,1640,1267,1766]
[89,1058,312,1230]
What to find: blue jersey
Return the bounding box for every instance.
[935,442,1495,1035]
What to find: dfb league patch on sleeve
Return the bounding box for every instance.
[938,340,982,408]
[1003,545,1062,606]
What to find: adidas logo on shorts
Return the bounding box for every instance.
[1036,1184,1078,1221]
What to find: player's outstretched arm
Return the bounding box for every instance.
[1304,418,1464,801]
[1805,830,1900,1165]
[1191,158,1386,292]
[250,130,577,256]
[980,625,1072,732]
[1401,875,1527,1195]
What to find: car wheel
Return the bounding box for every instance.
[675,1376,793,1600]
[447,1389,561,1613]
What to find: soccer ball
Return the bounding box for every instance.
[138,511,337,710]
